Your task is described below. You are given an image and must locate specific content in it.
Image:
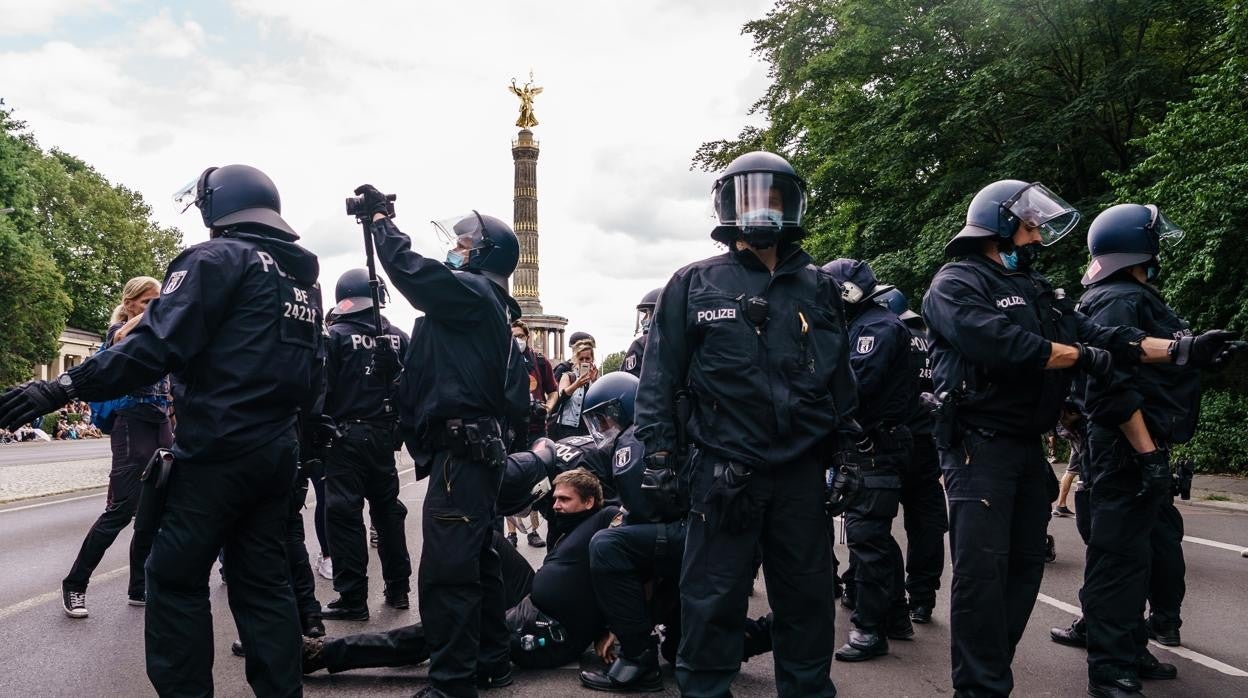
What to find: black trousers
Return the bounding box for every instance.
[899,433,948,609]
[287,475,321,623]
[589,519,687,658]
[418,448,510,697]
[844,432,910,633]
[65,415,173,597]
[1081,424,1185,683]
[676,457,836,698]
[144,431,302,698]
[325,422,411,598]
[941,431,1055,698]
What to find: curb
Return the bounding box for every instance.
[1179,497,1248,513]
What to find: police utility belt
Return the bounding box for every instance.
[430,417,506,465]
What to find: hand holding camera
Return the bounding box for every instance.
[346,184,397,220]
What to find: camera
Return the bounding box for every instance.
[345,192,397,219]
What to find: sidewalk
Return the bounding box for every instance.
[0,459,112,504]
[1052,461,1248,512]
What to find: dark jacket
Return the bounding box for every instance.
[846,303,917,433]
[922,254,1143,438]
[635,244,860,468]
[324,313,410,422]
[1077,277,1200,443]
[369,218,521,437]
[901,315,934,436]
[622,334,647,377]
[67,227,324,461]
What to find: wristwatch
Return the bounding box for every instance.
[57,372,78,399]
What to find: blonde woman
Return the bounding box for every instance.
[61,276,172,618]
[549,339,599,441]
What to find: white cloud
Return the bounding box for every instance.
[0,0,775,356]
[0,0,111,37]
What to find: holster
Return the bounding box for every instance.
[141,448,175,489]
[134,448,175,534]
[435,417,506,467]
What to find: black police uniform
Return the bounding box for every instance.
[839,302,917,646]
[369,216,519,697]
[63,225,323,697]
[898,313,949,617]
[922,253,1145,697]
[636,244,859,698]
[622,334,647,377]
[323,312,412,604]
[1077,278,1195,685]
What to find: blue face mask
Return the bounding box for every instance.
[999,249,1019,270]
[446,249,467,268]
[740,208,784,228]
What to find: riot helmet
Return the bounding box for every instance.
[173,164,298,239]
[711,151,808,249]
[497,449,555,516]
[945,179,1080,256]
[333,268,388,316]
[873,287,909,316]
[581,371,639,447]
[635,287,662,335]
[1082,203,1184,286]
[432,211,520,288]
[821,258,888,306]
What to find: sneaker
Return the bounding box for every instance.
[369,525,379,549]
[506,532,518,548]
[1045,534,1057,563]
[62,585,88,619]
[1052,506,1073,517]
[527,531,546,548]
[128,593,146,607]
[316,554,334,581]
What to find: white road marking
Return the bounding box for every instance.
[1183,535,1248,556]
[1036,593,1248,677]
[0,491,106,514]
[0,565,128,622]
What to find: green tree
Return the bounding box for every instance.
[601,351,626,374]
[697,0,1225,301]
[0,221,71,385]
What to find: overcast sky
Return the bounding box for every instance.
[0,0,774,357]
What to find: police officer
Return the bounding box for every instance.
[1073,204,1241,697]
[352,185,521,698]
[873,287,949,624]
[822,260,917,661]
[622,288,661,377]
[635,151,861,698]
[921,180,1237,698]
[320,269,412,620]
[0,164,324,696]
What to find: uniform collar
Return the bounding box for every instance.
[730,242,811,275]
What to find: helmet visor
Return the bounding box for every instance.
[1148,205,1185,248]
[713,172,806,227]
[582,400,623,447]
[1006,183,1080,246]
[635,307,653,335]
[172,168,214,213]
[432,211,488,251]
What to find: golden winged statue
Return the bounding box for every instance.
[509,75,543,129]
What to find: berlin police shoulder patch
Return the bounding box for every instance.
[613,447,632,472]
[623,355,637,372]
[162,270,187,294]
[856,336,875,354]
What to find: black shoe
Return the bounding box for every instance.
[413,687,451,698]
[741,613,774,661]
[834,628,888,662]
[127,592,146,607]
[887,614,915,641]
[322,596,369,621]
[1051,617,1087,647]
[1137,650,1177,680]
[302,614,326,638]
[61,584,88,619]
[909,605,933,624]
[477,664,514,690]
[1087,676,1143,697]
[231,640,245,657]
[1046,534,1057,563]
[384,587,410,610]
[580,649,663,693]
[1147,617,1181,647]
[527,531,546,548]
[505,532,518,548]
[302,636,327,674]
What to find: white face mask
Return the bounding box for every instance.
[515,338,527,351]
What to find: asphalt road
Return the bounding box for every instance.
[1,455,1246,697]
[0,439,111,467]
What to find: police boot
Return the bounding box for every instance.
[909,603,934,624]
[1050,617,1087,647]
[322,594,369,621]
[413,687,452,698]
[887,609,915,640]
[1137,650,1177,680]
[477,662,514,690]
[579,648,663,693]
[834,628,888,662]
[1046,534,1057,563]
[1147,616,1181,647]
[1087,675,1144,697]
[741,614,774,661]
[302,636,327,674]
[384,583,410,610]
[302,613,326,638]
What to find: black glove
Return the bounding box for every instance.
[1135,449,1172,499]
[1171,330,1238,368]
[825,463,864,517]
[703,461,757,534]
[528,401,548,423]
[371,341,402,380]
[353,184,392,217]
[640,453,685,520]
[311,415,341,449]
[1075,343,1113,379]
[0,380,71,431]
